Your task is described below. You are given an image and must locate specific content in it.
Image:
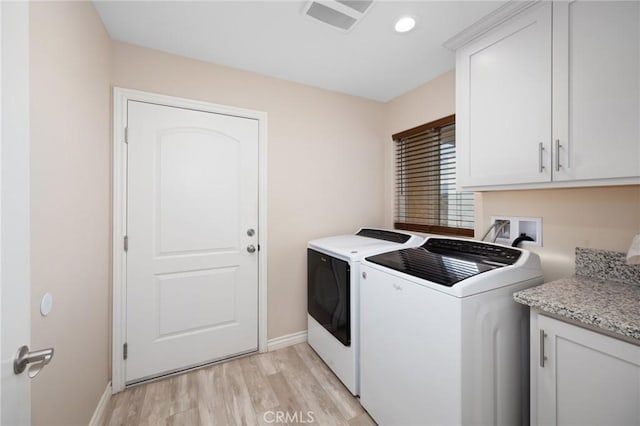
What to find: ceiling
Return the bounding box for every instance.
[94,1,504,102]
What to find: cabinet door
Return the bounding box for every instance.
[457,3,552,188]
[553,1,640,181]
[536,315,640,426]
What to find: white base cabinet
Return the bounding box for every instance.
[531,312,640,426]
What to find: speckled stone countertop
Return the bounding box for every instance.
[514,247,640,341]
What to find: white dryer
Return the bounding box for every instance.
[307,228,424,395]
[360,237,543,425]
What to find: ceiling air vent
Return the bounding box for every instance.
[303,1,374,32]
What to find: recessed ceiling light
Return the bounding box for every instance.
[394,16,416,33]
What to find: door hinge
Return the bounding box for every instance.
[124,127,129,144]
[123,342,128,360]
[124,235,128,252]
[258,244,261,251]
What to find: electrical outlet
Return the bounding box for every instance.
[490,216,542,247]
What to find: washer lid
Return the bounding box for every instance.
[308,228,422,260]
[365,238,522,287]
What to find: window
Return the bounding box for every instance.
[393,114,474,237]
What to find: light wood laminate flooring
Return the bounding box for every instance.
[103,343,376,426]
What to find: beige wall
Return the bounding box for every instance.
[384,70,456,226]
[30,2,112,425]
[384,69,640,281]
[111,42,387,339]
[27,4,640,423]
[477,187,640,281]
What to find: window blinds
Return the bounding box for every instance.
[394,115,474,236]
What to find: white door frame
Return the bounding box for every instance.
[112,87,268,393]
[1,1,31,423]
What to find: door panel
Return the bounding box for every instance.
[1,2,31,423]
[156,268,237,337]
[126,101,259,383]
[457,3,552,187]
[553,1,640,181]
[536,315,640,426]
[157,129,239,254]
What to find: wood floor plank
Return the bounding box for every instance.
[209,364,233,426]
[121,384,147,425]
[102,343,369,426]
[294,343,364,421]
[168,371,198,416]
[255,352,278,376]
[166,407,200,426]
[239,355,279,412]
[195,368,215,425]
[137,377,172,426]
[103,390,128,426]
[220,358,258,425]
[266,372,307,420]
[348,412,377,426]
[270,345,348,425]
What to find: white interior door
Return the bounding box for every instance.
[1,1,31,423]
[126,101,259,383]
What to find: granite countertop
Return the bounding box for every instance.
[514,276,640,340]
[514,247,640,341]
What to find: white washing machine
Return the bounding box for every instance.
[307,228,424,395]
[359,237,543,426]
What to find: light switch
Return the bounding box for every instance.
[40,293,53,316]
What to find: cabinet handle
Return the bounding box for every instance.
[538,142,545,173]
[539,329,548,367]
[555,139,562,172]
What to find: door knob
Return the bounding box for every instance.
[247,245,256,253]
[14,345,54,378]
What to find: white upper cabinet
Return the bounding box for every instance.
[553,1,640,181]
[455,1,640,190]
[457,3,552,188]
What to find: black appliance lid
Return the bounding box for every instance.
[356,228,412,244]
[365,238,522,287]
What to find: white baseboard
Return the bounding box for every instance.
[88,381,112,426]
[267,330,308,351]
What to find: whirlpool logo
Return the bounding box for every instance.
[263,410,315,424]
